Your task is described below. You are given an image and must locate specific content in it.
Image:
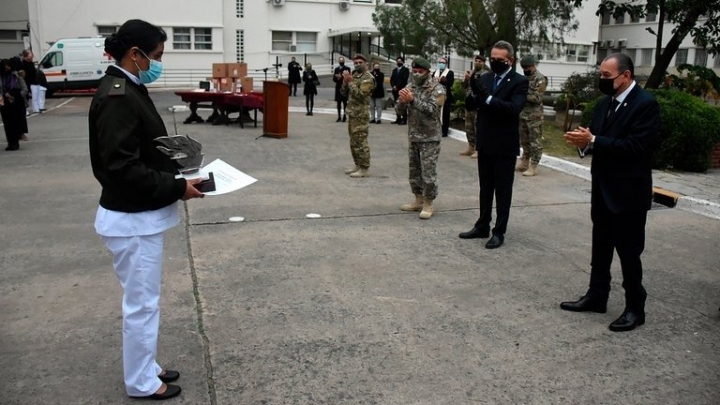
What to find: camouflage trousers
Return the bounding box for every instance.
[465,109,477,147]
[348,118,370,168]
[409,141,441,200]
[519,117,543,163]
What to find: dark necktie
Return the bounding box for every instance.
[606,98,620,120]
[493,75,502,91]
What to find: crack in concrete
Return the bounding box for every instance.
[184,202,218,405]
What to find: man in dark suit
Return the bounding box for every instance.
[333,57,352,122]
[432,57,454,136]
[562,53,660,332]
[459,40,528,249]
[390,57,409,124]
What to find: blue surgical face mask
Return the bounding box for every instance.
[134,48,163,84]
[438,62,446,70]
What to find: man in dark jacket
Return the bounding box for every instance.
[390,56,409,124]
[287,56,302,96]
[432,57,454,136]
[561,53,660,333]
[333,56,352,122]
[459,40,528,249]
[370,62,385,124]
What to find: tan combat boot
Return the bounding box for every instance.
[470,151,478,159]
[419,197,434,219]
[516,157,529,172]
[344,165,360,174]
[400,194,423,211]
[349,168,370,178]
[522,161,538,177]
[459,144,474,156]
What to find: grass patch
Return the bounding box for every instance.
[542,120,578,157]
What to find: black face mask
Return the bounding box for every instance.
[523,69,532,76]
[397,63,403,67]
[339,62,345,66]
[598,72,624,96]
[490,60,509,75]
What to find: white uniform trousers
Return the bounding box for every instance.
[102,233,165,397]
[30,84,46,112]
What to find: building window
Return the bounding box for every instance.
[577,45,590,63]
[694,49,708,67]
[714,56,720,68]
[384,0,402,3]
[630,14,640,23]
[236,0,244,18]
[0,30,18,40]
[272,31,292,52]
[173,27,213,50]
[296,32,317,53]
[236,30,244,62]
[675,49,688,66]
[272,31,317,53]
[173,28,191,50]
[194,28,212,50]
[97,26,117,37]
[601,12,611,25]
[615,13,625,24]
[641,49,653,66]
[646,12,657,22]
[565,44,590,63]
[353,0,372,2]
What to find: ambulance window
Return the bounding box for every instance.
[41,51,64,69]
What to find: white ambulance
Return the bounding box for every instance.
[38,37,114,96]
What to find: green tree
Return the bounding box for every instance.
[592,0,720,89]
[372,0,580,58]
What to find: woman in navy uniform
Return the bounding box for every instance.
[88,19,204,400]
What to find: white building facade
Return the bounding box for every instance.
[24,0,385,86]
[598,4,720,76]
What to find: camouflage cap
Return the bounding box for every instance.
[520,55,536,67]
[412,57,431,70]
[353,53,367,61]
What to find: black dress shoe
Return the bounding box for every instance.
[342,115,347,122]
[459,226,490,239]
[369,119,376,124]
[158,370,180,383]
[559,295,607,313]
[130,384,181,400]
[485,234,504,249]
[609,310,645,332]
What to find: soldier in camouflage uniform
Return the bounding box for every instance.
[396,57,446,219]
[461,55,491,158]
[340,54,376,178]
[517,55,547,176]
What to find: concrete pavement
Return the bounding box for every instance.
[0,89,718,405]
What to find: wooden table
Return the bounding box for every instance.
[223,93,264,128]
[174,91,231,125]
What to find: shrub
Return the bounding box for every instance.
[580,89,720,172]
[451,79,466,119]
[555,68,602,112]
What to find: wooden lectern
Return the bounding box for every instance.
[262,81,289,138]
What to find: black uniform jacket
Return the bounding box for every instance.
[587,85,660,213]
[89,65,186,213]
[474,70,528,157]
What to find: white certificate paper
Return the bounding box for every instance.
[180,158,257,196]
